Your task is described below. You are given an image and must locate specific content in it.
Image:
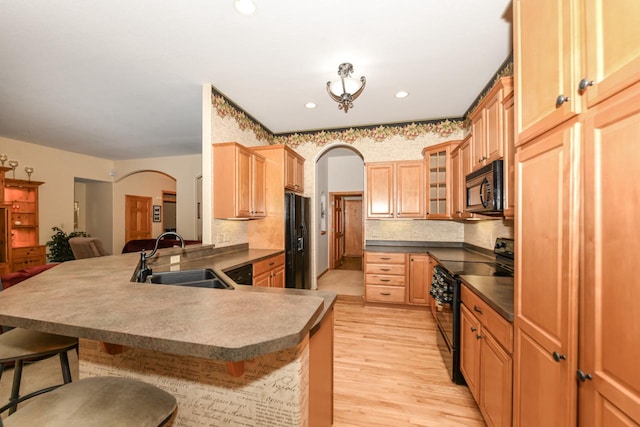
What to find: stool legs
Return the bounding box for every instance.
[3,350,74,415]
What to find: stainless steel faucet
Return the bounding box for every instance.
[135,232,186,283]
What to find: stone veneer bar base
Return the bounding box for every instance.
[79,337,309,427]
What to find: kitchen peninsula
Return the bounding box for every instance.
[0,244,336,426]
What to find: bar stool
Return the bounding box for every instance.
[0,376,177,426]
[0,329,78,415]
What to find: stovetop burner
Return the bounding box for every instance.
[438,238,514,278]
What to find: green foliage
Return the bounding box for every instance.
[46,227,89,262]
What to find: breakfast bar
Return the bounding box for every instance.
[0,245,336,426]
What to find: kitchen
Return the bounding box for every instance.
[1,1,640,426]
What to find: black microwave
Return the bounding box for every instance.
[465,160,503,215]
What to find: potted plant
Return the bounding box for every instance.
[46,227,89,262]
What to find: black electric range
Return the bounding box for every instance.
[430,238,514,385]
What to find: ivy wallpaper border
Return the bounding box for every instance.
[211,54,512,148]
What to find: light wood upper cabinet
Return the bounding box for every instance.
[502,91,515,218]
[213,142,266,219]
[422,140,459,219]
[470,77,513,171]
[582,0,640,108]
[285,148,305,193]
[514,0,581,145]
[366,161,425,219]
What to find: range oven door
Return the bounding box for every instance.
[430,265,465,385]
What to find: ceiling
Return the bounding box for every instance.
[0,1,513,160]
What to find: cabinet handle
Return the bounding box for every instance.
[556,94,570,107]
[470,327,477,332]
[269,262,275,266]
[476,334,483,340]
[552,351,567,362]
[380,268,390,272]
[473,305,483,315]
[380,257,391,260]
[380,279,390,282]
[578,78,594,92]
[380,292,391,296]
[576,370,593,382]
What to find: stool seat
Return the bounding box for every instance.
[0,329,77,363]
[2,376,177,427]
[0,329,78,415]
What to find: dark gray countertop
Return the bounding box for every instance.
[458,275,514,322]
[0,245,336,362]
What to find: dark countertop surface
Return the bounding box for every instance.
[459,275,514,322]
[0,244,336,362]
[365,240,513,322]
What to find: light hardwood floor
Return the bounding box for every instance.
[332,299,484,426]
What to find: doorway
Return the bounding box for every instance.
[162,191,176,232]
[330,192,363,271]
[125,195,152,243]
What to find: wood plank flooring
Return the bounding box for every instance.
[332,300,485,426]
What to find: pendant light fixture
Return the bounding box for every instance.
[326,63,366,113]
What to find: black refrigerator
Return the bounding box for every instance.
[285,192,311,289]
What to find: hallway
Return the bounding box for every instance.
[317,256,364,298]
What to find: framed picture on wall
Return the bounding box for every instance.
[153,205,162,222]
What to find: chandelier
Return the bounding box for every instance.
[326,63,366,113]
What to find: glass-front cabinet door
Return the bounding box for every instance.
[422,140,460,219]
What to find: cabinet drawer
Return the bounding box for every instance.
[12,246,45,259]
[365,252,406,264]
[365,285,406,303]
[253,253,285,277]
[461,285,513,353]
[365,274,405,286]
[364,263,406,276]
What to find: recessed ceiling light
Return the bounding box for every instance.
[234,0,256,15]
[395,91,409,99]
[305,102,317,109]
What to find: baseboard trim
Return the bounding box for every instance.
[316,268,329,280]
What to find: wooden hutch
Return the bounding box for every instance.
[0,166,46,274]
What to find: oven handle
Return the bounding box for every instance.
[479,177,490,208]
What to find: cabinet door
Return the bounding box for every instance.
[270,264,285,288]
[459,138,474,219]
[479,332,513,427]
[583,0,640,108]
[581,82,640,426]
[236,147,252,218]
[425,149,449,219]
[251,153,266,217]
[285,150,296,190]
[408,254,429,306]
[514,0,581,145]
[395,161,425,218]
[460,304,481,402]
[484,91,504,164]
[471,111,485,170]
[513,120,580,427]
[450,146,463,218]
[366,163,394,218]
[502,93,515,218]
[295,156,304,193]
[253,271,270,287]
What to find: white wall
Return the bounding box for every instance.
[1,136,202,257]
[327,151,364,192]
[85,181,114,253]
[1,136,113,246]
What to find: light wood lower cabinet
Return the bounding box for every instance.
[364,252,407,304]
[253,253,285,288]
[460,285,513,427]
[309,307,334,427]
[408,254,433,306]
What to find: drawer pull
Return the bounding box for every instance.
[269,262,275,266]
[470,327,477,332]
[380,279,390,282]
[380,268,390,272]
[380,292,391,296]
[380,257,391,260]
[473,305,483,315]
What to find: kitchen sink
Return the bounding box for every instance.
[148,269,234,290]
